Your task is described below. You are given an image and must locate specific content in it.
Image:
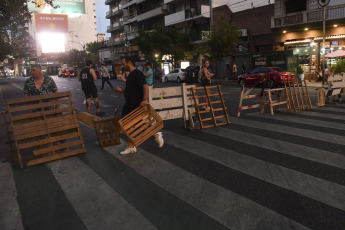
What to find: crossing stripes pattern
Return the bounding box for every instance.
[2,105,345,230]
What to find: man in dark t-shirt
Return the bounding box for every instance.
[79,60,104,116]
[115,56,164,155]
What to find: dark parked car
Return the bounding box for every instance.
[237,67,294,88]
[185,66,200,84]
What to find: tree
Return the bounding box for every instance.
[85,41,100,65]
[198,15,239,80]
[0,0,55,61]
[136,24,192,66]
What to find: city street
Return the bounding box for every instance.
[1,76,345,230]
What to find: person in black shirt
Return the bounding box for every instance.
[115,56,164,155]
[79,60,104,116]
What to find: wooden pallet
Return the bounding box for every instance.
[326,74,345,102]
[94,107,121,148]
[190,84,230,129]
[6,91,85,168]
[148,83,195,130]
[118,104,164,147]
[283,78,312,112]
[238,76,269,117]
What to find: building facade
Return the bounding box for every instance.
[272,0,345,73]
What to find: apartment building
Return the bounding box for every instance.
[106,0,165,73]
[272,0,345,71]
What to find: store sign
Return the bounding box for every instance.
[27,0,85,15]
[34,13,68,33]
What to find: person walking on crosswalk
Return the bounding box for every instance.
[115,56,164,154]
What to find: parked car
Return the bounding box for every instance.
[58,68,77,78]
[162,68,186,83]
[237,67,294,88]
[185,66,201,84]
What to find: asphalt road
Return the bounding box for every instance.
[1,76,345,230]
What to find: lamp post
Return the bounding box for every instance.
[318,0,330,87]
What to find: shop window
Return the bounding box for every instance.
[286,0,306,14]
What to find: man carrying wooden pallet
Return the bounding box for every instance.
[115,56,164,155]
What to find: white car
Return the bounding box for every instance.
[162,68,186,83]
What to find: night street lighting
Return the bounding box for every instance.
[318,0,330,87]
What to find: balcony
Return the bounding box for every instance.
[272,4,345,28]
[105,0,114,5]
[107,38,125,46]
[137,6,163,22]
[106,6,123,18]
[123,12,137,23]
[126,30,138,40]
[185,5,210,20]
[121,0,136,9]
[165,10,185,26]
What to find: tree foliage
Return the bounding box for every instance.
[199,15,239,61]
[136,24,192,65]
[333,59,345,74]
[0,0,55,61]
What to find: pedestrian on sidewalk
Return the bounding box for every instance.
[100,64,114,90]
[121,64,129,82]
[232,62,237,82]
[115,56,164,155]
[79,60,105,116]
[143,62,154,86]
[241,61,247,74]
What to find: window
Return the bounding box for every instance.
[286,0,306,14]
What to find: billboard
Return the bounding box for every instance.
[28,0,85,14]
[34,13,68,33]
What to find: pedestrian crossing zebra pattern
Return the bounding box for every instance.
[1,105,345,230]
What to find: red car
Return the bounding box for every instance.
[238,67,294,88]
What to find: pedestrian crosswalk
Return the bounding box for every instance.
[2,105,345,229]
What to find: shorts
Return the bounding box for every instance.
[201,79,211,86]
[83,86,98,99]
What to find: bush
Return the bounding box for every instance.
[296,65,304,74]
[333,59,345,74]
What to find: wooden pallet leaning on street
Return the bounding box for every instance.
[315,88,326,106]
[77,107,121,148]
[149,83,195,130]
[283,78,312,112]
[237,76,269,117]
[118,104,164,147]
[190,84,230,130]
[0,111,16,163]
[325,74,345,103]
[6,91,85,168]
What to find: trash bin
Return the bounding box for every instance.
[185,66,200,84]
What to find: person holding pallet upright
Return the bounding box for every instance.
[115,56,164,155]
[201,60,214,110]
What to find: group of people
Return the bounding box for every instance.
[23,58,163,155]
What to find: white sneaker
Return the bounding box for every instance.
[120,146,137,155]
[155,132,164,148]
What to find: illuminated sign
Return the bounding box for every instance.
[34,13,68,33]
[27,0,85,14]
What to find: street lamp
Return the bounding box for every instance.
[318,0,330,87]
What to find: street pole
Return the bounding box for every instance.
[318,0,330,87]
[322,5,326,87]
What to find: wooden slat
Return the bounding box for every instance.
[331,81,345,88]
[12,113,75,133]
[150,97,183,110]
[77,112,98,127]
[26,148,85,166]
[7,98,72,113]
[6,91,71,105]
[332,88,341,95]
[151,86,182,98]
[17,132,80,150]
[9,106,74,122]
[33,139,84,156]
[14,120,79,141]
[157,109,184,120]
